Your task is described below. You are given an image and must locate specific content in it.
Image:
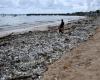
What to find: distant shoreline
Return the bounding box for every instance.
[0,9,100,16]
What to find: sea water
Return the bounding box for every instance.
[0,15,85,37]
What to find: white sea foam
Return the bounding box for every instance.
[0,25,48,37]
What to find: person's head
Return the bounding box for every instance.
[61,19,63,22]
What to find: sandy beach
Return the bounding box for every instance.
[43,17,100,80]
[0,17,99,80]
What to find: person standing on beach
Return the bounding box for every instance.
[59,19,64,33]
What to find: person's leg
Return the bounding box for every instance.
[59,28,61,33]
[59,27,64,33]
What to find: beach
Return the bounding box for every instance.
[0,16,99,80]
[43,17,100,80]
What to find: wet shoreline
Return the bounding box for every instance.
[0,16,84,38]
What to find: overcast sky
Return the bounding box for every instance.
[0,0,100,14]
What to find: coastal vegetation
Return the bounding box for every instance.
[0,10,100,17]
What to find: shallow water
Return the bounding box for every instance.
[0,15,85,37]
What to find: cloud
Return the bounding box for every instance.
[0,0,100,14]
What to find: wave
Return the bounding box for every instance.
[0,24,52,38]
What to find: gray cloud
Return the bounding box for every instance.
[0,0,99,14]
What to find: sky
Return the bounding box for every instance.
[0,0,100,14]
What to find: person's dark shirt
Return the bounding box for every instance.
[60,20,64,28]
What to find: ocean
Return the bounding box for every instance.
[0,15,85,37]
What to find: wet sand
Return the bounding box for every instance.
[43,17,100,80]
